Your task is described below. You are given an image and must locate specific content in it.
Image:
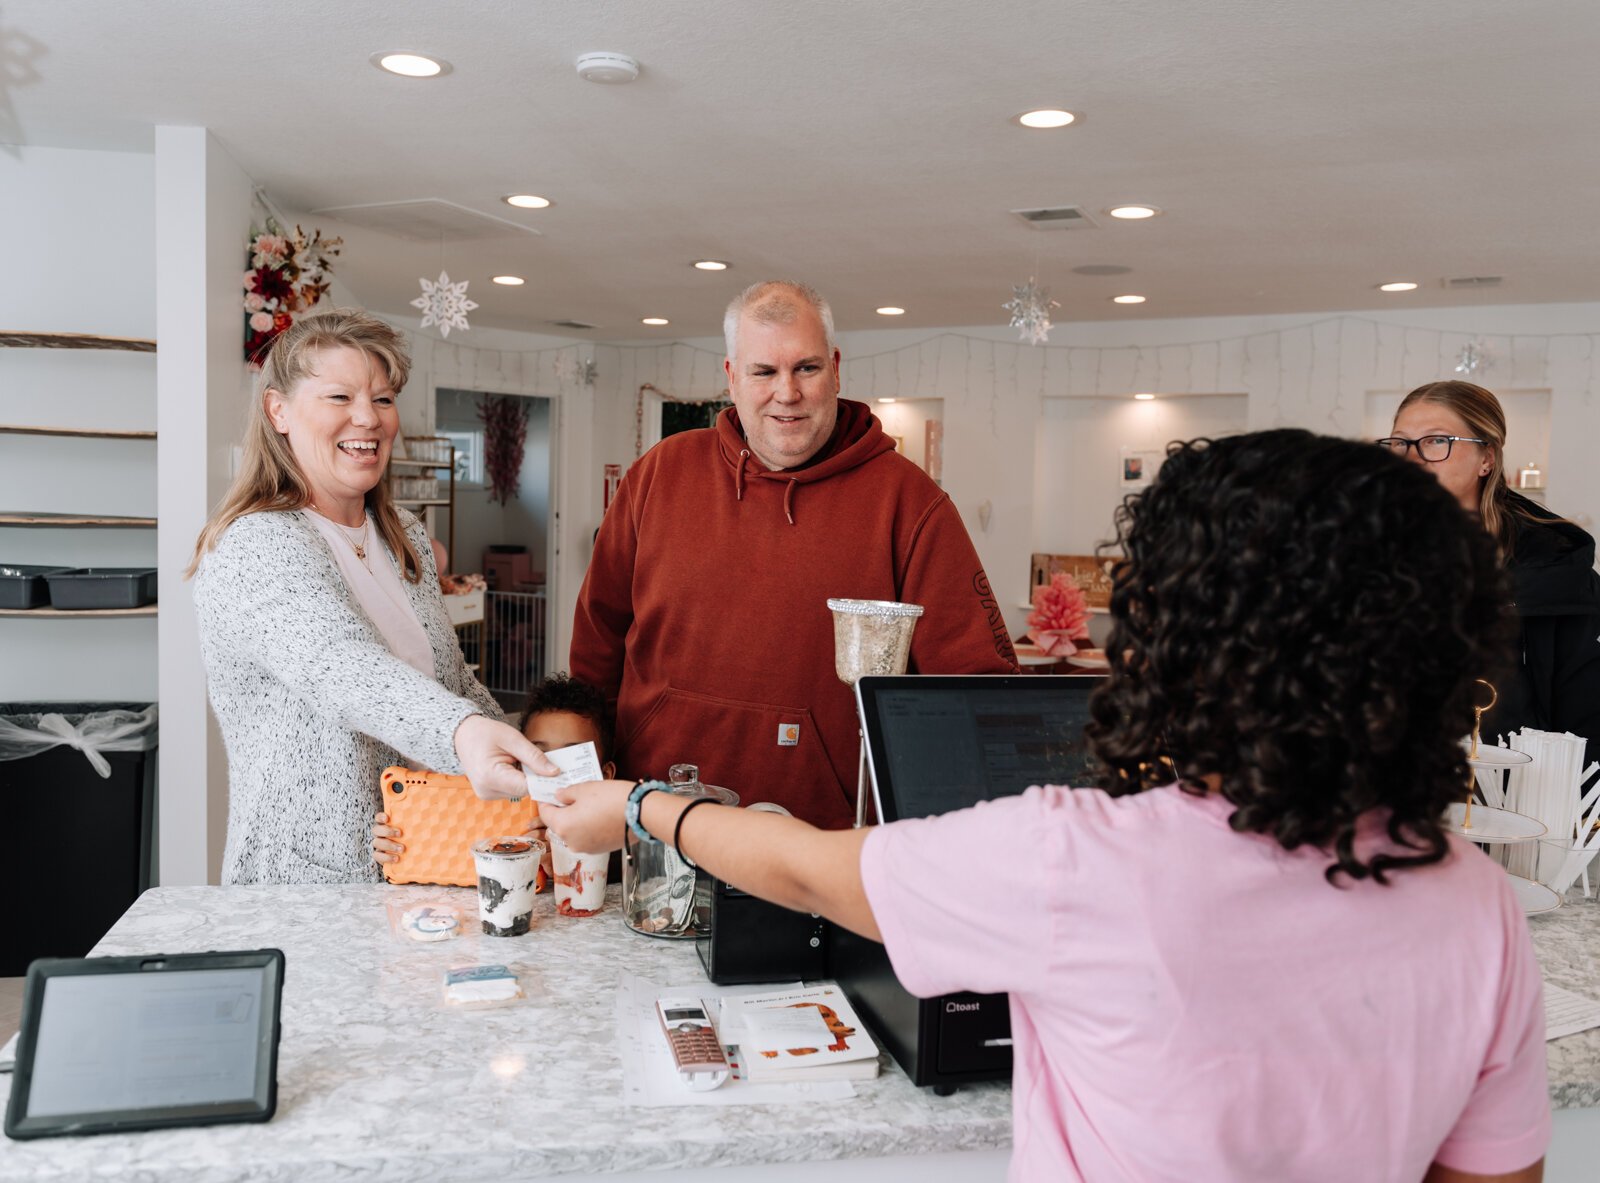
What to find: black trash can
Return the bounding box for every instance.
[0,702,157,976]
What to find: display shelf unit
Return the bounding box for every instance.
[0,605,157,619]
[0,513,156,528]
[0,425,156,440]
[1,332,157,619]
[0,331,156,352]
[387,442,456,559]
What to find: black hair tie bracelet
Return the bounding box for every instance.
[673,797,721,869]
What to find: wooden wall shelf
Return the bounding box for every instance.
[0,512,156,528]
[0,331,156,352]
[0,605,157,618]
[390,457,452,470]
[0,424,156,440]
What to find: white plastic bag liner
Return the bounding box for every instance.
[0,705,158,778]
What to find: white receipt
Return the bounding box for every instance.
[1545,982,1600,1041]
[740,1006,837,1049]
[524,741,605,805]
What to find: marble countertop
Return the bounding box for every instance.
[1530,886,1600,1109]
[0,885,1011,1182]
[2,879,1597,1180]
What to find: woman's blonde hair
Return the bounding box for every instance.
[187,308,423,581]
[1394,380,1542,554]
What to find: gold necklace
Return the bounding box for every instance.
[313,505,370,561]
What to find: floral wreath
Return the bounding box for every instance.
[242,218,343,365]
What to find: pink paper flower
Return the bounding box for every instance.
[249,311,275,332]
[243,292,266,312]
[1027,573,1091,655]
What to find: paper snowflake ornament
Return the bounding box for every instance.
[1454,338,1492,377]
[1003,279,1060,346]
[411,270,478,338]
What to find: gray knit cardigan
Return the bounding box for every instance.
[193,508,503,885]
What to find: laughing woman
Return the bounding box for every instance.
[189,309,551,885]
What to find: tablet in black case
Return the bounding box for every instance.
[4,948,285,1140]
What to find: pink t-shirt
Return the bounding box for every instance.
[860,784,1550,1183]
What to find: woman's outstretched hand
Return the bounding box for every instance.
[543,779,635,853]
[455,714,558,800]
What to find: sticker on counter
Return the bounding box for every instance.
[777,724,800,747]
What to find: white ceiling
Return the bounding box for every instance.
[5,0,1600,338]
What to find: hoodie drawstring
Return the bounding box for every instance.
[732,447,799,525]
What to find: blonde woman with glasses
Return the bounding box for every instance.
[1382,380,1600,759]
[189,309,554,884]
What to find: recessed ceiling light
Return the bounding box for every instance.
[692,260,729,271]
[1378,281,1419,292]
[876,306,906,316]
[503,194,551,209]
[1112,294,1146,304]
[491,276,525,286]
[1016,109,1077,129]
[1107,205,1161,220]
[1134,393,1157,401]
[371,52,450,78]
[877,398,897,404]
[641,317,669,326]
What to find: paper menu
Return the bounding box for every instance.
[1545,982,1600,1041]
[524,741,604,805]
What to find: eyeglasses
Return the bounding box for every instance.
[1375,435,1487,462]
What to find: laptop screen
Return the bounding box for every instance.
[855,675,1104,823]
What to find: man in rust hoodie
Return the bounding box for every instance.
[572,281,1017,828]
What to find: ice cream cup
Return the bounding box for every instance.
[549,830,608,917]
[472,836,545,936]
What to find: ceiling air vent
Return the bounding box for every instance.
[548,319,598,331]
[309,199,541,241]
[1012,205,1098,230]
[1441,275,1504,289]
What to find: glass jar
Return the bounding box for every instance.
[622,763,739,939]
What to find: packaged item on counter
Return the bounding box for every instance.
[385,897,471,946]
[441,964,523,1009]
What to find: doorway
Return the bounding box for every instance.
[435,388,555,710]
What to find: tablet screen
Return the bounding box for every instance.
[5,950,283,1140]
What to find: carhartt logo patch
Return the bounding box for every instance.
[777,723,800,747]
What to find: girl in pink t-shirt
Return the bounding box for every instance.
[549,429,1550,1183]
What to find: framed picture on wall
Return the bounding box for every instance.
[1119,446,1162,488]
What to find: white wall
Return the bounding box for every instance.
[0,145,158,702]
[1034,394,1250,555]
[154,126,256,884]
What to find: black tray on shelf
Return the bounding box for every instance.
[43,568,158,610]
[0,565,73,609]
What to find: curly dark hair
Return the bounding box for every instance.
[1085,428,1515,884]
[522,671,615,762]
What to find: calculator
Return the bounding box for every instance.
[655,996,730,1090]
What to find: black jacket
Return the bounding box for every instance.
[1485,492,1600,762]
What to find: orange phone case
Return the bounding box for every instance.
[379,766,548,889]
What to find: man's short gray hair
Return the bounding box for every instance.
[723,280,837,360]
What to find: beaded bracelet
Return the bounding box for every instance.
[672,797,721,869]
[626,780,668,842]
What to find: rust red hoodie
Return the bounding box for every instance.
[571,399,1018,827]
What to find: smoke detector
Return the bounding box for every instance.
[576,52,640,83]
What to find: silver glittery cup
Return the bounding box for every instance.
[827,599,925,686]
[828,599,924,827]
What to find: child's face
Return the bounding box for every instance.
[523,709,615,778]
